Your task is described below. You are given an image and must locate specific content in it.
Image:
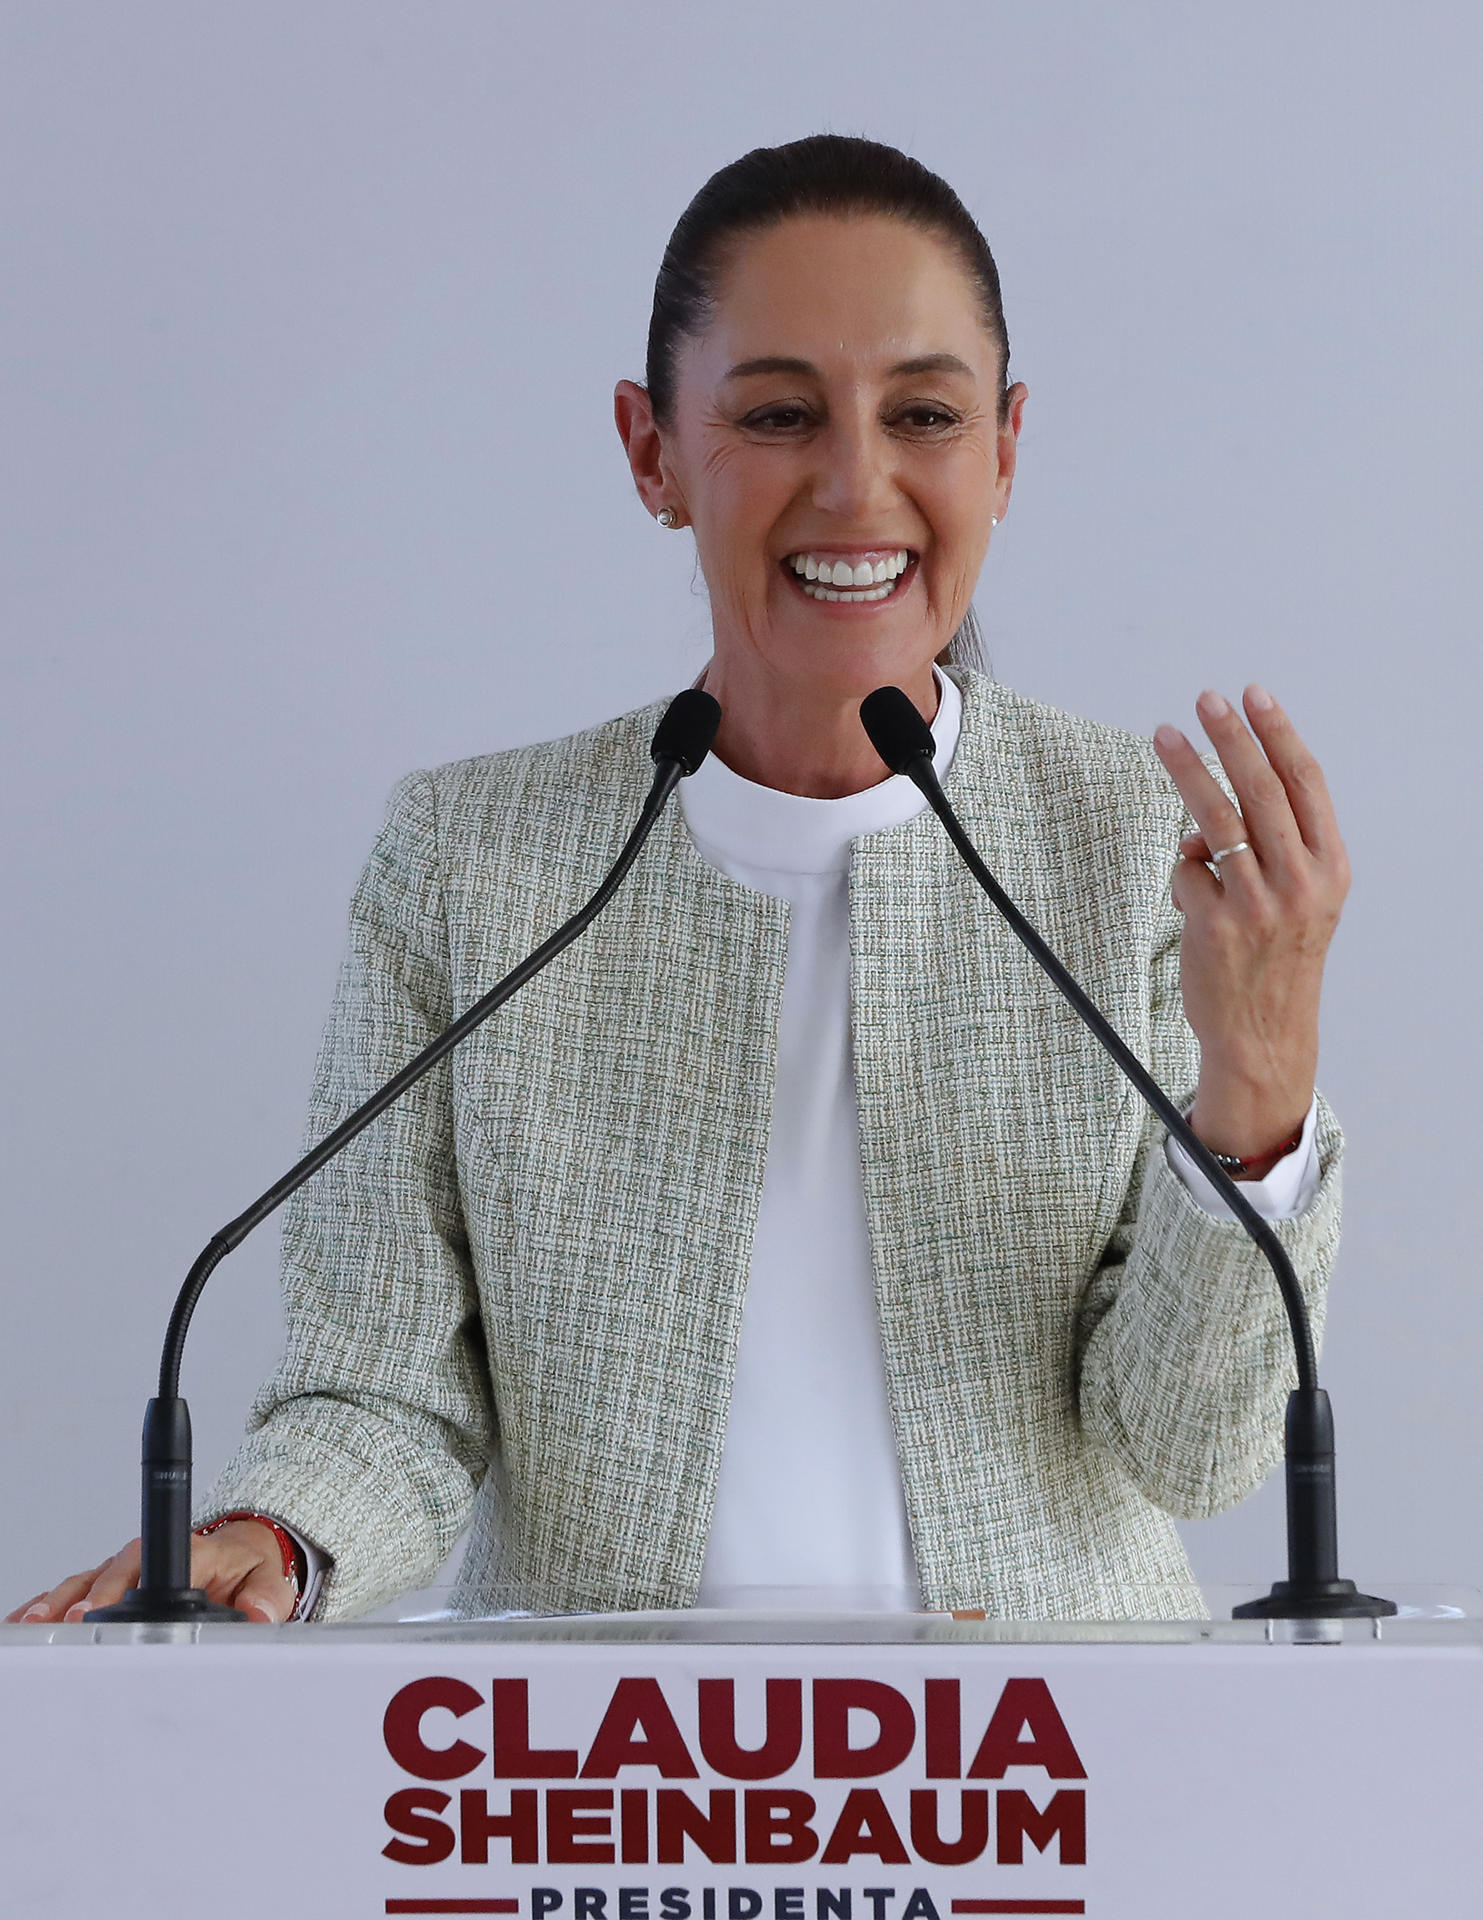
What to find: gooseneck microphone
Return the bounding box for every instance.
[859,685,1392,1623]
[88,690,722,1625]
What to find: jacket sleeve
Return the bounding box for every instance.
[197,770,496,1619]
[1072,894,1344,1520]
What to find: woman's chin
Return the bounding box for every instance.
[777,625,942,703]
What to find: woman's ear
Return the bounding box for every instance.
[614,380,681,522]
[994,380,1028,522]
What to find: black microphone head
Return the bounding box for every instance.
[650,687,722,775]
[860,686,936,778]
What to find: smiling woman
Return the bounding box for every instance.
[11,136,1353,1627]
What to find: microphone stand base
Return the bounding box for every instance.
[1232,1579,1397,1620]
[84,1587,248,1625]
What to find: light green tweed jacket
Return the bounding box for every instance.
[202,666,1341,1621]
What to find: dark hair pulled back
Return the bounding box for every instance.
[645,134,1009,671]
[646,133,1011,431]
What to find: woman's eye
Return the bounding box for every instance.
[745,406,811,431]
[896,406,958,430]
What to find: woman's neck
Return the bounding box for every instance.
[700,657,942,798]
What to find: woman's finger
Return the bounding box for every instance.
[63,1540,143,1621]
[1173,835,1261,904]
[1179,832,1265,878]
[9,1565,107,1624]
[1242,684,1344,859]
[6,1591,54,1624]
[1153,725,1252,867]
[221,1559,297,1623]
[1191,690,1306,867]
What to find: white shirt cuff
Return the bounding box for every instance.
[1164,1095,1320,1223]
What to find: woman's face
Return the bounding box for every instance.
[640,213,1025,704]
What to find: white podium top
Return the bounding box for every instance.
[3,1584,1480,1648]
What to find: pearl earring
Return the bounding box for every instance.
[657,506,679,529]
[991,516,999,528]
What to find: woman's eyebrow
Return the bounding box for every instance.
[723,352,976,381]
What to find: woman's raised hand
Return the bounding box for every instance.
[6,1519,299,1624]
[1153,685,1350,1179]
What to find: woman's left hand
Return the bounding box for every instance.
[1153,685,1350,1178]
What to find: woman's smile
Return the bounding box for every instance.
[779,546,917,605]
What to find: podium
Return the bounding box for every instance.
[3,1593,1479,1918]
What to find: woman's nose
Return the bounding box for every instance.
[809,421,898,521]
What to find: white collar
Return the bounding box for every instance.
[680,668,962,878]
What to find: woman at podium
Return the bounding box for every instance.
[11,135,1349,1628]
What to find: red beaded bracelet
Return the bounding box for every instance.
[195,1511,303,1620]
[1209,1123,1305,1176]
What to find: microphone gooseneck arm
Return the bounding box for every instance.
[160,756,682,1402]
[898,746,1315,1386]
[90,690,721,1625]
[859,685,1393,1623]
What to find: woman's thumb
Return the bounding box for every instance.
[231,1562,297,1622]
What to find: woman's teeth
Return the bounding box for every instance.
[785,549,912,602]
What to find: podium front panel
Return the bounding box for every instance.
[1,1608,1478,1918]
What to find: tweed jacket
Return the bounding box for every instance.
[202,666,1342,1621]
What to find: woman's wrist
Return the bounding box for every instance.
[1187,1081,1313,1180]
[1189,1059,1313,1170]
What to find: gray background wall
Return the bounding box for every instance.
[3,1,1478,1609]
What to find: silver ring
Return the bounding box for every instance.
[1210,840,1252,865]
